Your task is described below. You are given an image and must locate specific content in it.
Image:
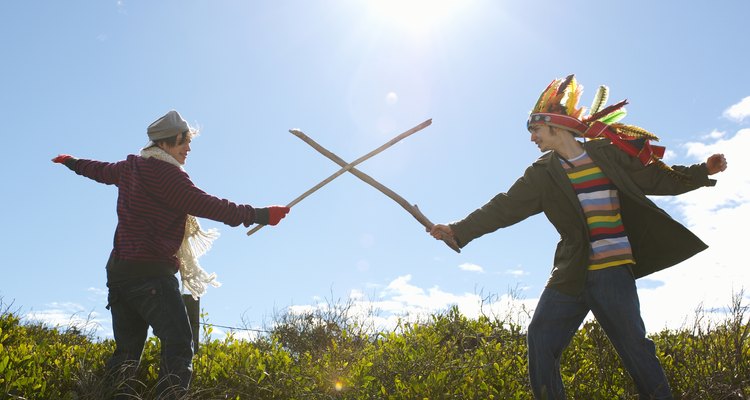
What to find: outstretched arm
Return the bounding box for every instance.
[52,154,122,185]
[622,148,724,195]
[428,167,543,250]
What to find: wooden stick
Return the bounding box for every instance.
[247,119,432,236]
[288,128,461,253]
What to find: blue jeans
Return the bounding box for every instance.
[105,275,194,399]
[527,265,672,400]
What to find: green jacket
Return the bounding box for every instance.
[450,139,716,295]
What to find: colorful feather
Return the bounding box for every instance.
[564,78,583,116]
[571,105,586,119]
[547,75,572,114]
[586,99,629,122]
[611,123,660,141]
[533,80,558,113]
[598,109,627,124]
[532,80,555,113]
[548,89,566,113]
[557,74,574,97]
[589,85,609,116]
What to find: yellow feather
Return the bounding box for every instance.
[564,78,581,116]
[611,123,660,141]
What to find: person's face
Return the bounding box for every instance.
[529,124,558,152]
[159,135,191,165]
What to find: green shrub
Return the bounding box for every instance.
[1,293,747,399]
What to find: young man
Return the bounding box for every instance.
[430,75,727,399]
[52,110,290,398]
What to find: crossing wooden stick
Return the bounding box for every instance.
[247,119,432,236]
[288,128,461,253]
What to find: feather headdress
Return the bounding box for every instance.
[527,74,686,179]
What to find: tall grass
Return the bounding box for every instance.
[1,292,748,399]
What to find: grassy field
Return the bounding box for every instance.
[1,293,748,399]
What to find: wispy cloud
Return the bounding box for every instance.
[458,262,484,273]
[662,148,677,162]
[723,96,750,122]
[25,302,109,337]
[703,130,726,141]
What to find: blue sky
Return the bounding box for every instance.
[2,1,749,340]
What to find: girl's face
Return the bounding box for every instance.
[158,136,192,165]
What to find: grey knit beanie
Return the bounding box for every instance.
[142,110,193,149]
[147,110,191,141]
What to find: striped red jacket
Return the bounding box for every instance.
[72,155,256,271]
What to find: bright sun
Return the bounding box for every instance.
[366,0,470,35]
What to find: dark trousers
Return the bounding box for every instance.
[527,265,672,400]
[105,275,194,399]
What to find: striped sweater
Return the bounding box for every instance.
[560,151,634,270]
[73,155,256,275]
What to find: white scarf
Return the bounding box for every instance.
[140,146,221,300]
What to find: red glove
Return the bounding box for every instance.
[267,206,290,226]
[52,154,78,170]
[51,154,73,164]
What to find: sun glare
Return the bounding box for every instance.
[366,0,469,35]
